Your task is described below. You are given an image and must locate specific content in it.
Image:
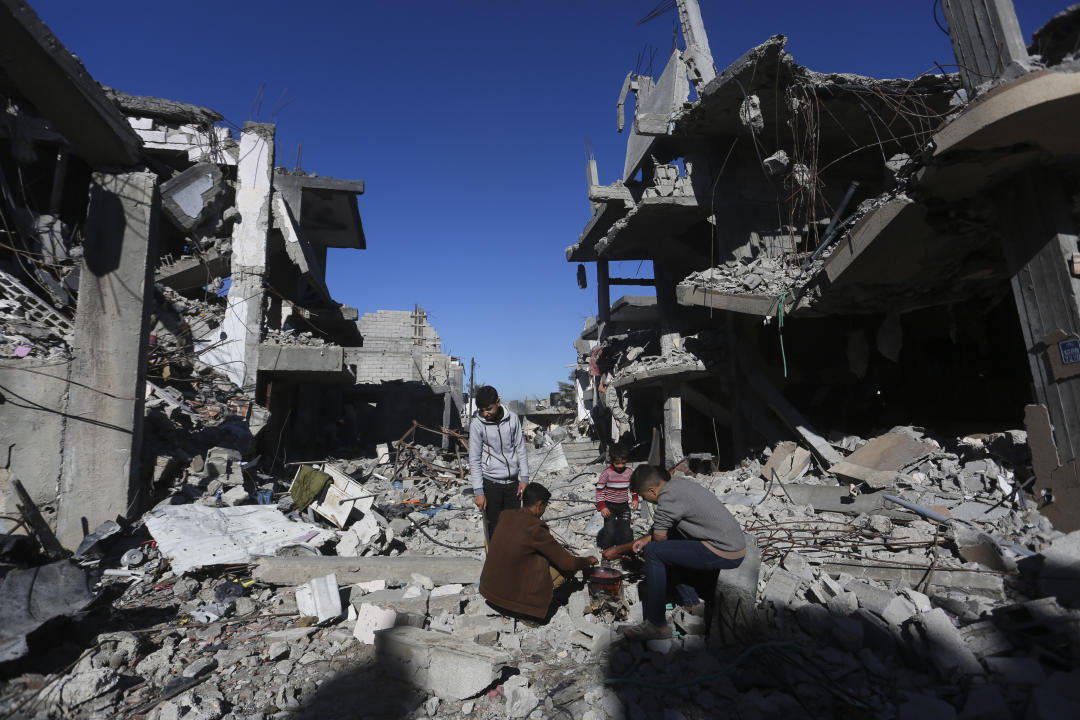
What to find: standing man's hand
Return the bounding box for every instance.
[517,481,526,497]
[474,495,487,511]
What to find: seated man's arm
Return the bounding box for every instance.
[631,497,674,552]
[601,539,638,560]
[651,496,675,540]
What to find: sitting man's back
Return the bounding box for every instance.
[479,483,597,620]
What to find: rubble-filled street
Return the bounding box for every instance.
[3,1,1080,719]
[4,424,1080,719]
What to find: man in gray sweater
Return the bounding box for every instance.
[469,385,530,540]
[603,465,746,641]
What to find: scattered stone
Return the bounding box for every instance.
[504,674,539,718]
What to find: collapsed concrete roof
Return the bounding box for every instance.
[274,171,367,250]
[567,34,956,265]
[0,0,142,166]
[102,86,224,126]
[679,67,1080,319]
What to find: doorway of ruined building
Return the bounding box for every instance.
[753,291,1031,442]
[622,384,721,467]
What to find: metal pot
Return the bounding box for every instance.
[585,565,625,597]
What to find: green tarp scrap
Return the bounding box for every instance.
[291,465,331,510]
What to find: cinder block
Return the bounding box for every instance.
[352,587,429,616]
[354,603,397,644]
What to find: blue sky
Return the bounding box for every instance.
[34,1,1066,400]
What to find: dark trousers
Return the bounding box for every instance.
[597,502,633,549]
[642,540,742,626]
[483,478,520,540]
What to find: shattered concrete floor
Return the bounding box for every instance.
[3,422,1080,720]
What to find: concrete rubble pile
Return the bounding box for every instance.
[3,0,1080,718]
[3,413,1080,718]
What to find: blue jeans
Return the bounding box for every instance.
[642,540,742,626]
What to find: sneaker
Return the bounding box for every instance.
[619,621,673,641]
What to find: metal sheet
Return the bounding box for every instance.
[145,504,335,575]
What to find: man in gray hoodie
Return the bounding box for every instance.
[470,385,529,540]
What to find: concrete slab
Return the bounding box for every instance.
[160,162,224,231]
[351,587,429,616]
[821,559,1004,598]
[256,345,348,381]
[375,626,506,700]
[252,555,483,587]
[144,504,334,575]
[911,608,984,680]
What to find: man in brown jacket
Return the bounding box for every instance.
[479,483,598,621]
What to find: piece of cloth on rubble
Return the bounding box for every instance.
[479,508,591,619]
[469,405,529,494]
[290,465,331,511]
[0,560,98,662]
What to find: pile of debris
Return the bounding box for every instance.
[3,414,1080,718]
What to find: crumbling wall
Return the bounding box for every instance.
[357,309,442,353]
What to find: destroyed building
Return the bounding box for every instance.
[0,0,462,547]
[347,307,465,450]
[570,0,1080,531]
[5,1,1080,720]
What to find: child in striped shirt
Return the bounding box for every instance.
[596,446,638,550]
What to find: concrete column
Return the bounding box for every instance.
[998,169,1080,464]
[221,122,275,389]
[675,0,716,90]
[941,0,1029,97]
[655,259,685,468]
[596,260,610,341]
[726,313,746,465]
[662,379,684,469]
[56,170,159,548]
